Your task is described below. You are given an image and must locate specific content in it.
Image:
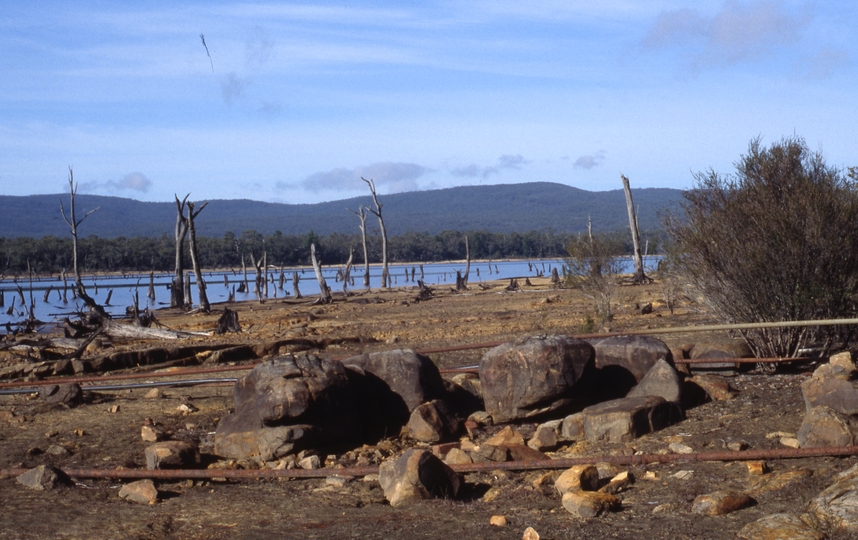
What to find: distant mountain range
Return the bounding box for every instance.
[0,182,684,239]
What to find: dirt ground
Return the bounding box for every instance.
[1,276,853,539]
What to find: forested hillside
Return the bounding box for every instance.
[1,182,682,238]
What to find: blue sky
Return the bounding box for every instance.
[1,1,855,204]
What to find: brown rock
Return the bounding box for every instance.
[804,462,858,532]
[473,444,508,463]
[561,491,621,518]
[40,383,82,406]
[599,471,633,495]
[489,515,507,527]
[691,490,754,516]
[141,425,165,443]
[555,465,600,495]
[145,440,200,470]
[797,406,858,448]
[830,351,857,373]
[528,420,560,450]
[16,465,65,491]
[378,449,461,507]
[688,374,736,401]
[561,413,585,441]
[406,399,459,443]
[801,376,858,415]
[522,527,540,540]
[581,395,684,443]
[485,426,525,447]
[119,479,159,504]
[444,448,472,465]
[506,444,549,462]
[626,359,682,403]
[737,513,824,540]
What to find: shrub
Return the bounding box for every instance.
[564,232,625,322]
[664,136,858,358]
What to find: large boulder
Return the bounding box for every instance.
[797,406,858,448]
[479,335,595,423]
[214,354,361,459]
[342,349,447,413]
[626,358,682,403]
[591,336,673,399]
[804,463,858,532]
[800,376,858,416]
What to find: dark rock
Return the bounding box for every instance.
[685,374,736,403]
[205,345,257,365]
[378,449,461,507]
[688,340,751,373]
[406,399,460,443]
[562,491,620,518]
[214,403,317,460]
[342,349,447,413]
[804,463,858,532]
[581,396,684,443]
[627,359,682,402]
[145,440,200,469]
[39,383,82,406]
[16,465,67,491]
[506,444,549,462]
[592,335,673,399]
[479,335,595,423]
[472,444,509,462]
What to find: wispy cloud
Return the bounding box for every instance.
[573,151,606,170]
[295,162,433,193]
[451,154,530,178]
[221,72,245,105]
[642,1,811,69]
[80,172,153,194]
[795,47,849,79]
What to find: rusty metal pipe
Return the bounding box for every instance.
[4,445,858,481]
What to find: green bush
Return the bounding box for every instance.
[664,137,858,357]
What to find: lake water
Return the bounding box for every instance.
[0,256,660,327]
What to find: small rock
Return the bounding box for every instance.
[46,444,69,456]
[378,449,461,508]
[531,471,560,493]
[642,471,658,481]
[141,425,164,442]
[325,474,353,488]
[489,515,508,527]
[528,421,560,451]
[599,471,633,495]
[672,470,693,480]
[144,388,164,399]
[746,461,769,475]
[177,403,198,414]
[830,351,857,373]
[473,444,508,463]
[485,426,525,447]
[749,470,813,495]
[687,374,736,401]
[444,448,472,465]
[406,399,458,443]
[108,404,120,413]
[522,526,540,540]
[668,442,694,454]
[737,513,824,540]
[16,465,65,491]
[561,491,621,518]
[626,358,682,402]
[467,411,492,425]
[727,441,749,451]
[506,444,549,462]
[780,437,801,448]
[40,383,82,406]
[555,465,600,495]
[798,406,858,447]
[299,455,321,470]
[119,479,159,504]
[145,440,200,470]
[766,431,796,439]
[561,413,585,441]
[691,491,754,516]
[652,503,677,514]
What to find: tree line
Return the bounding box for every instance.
[0,228,662,276]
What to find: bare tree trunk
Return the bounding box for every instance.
[184,273,192,306]
[185,200,210,312]
[292,271,302,299]
[463,235,471,285]
[348,205,371,290]
[250,252,264,303]
[60,168,108,319]
[148,272,156,301]
[171,195,190,308]
[342,246,354,297]
[310,243,332,304]
[362,178,389,288]
[263,251,269,299]
[61,268,68,303]
[621,174,649,284]
[240,254,248,293]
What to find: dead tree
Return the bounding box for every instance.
[463,235,471,285]
[342,246,354,296]
[621,174,650,284]
[348,205,371,290]
[249,252,264,303]
[185,200,210,312]
[310,243,332,304]
[60,168,108,319]
[171,195,190,308]
[147,272,156,301]
[292,270,302,299]
[362,177,389,288]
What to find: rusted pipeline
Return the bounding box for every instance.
[4,445,858,481]
[675,357,813,365]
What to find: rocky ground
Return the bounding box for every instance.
[1,276,857,539]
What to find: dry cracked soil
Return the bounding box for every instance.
[1,275,854,539]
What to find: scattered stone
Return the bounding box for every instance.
[642,471,658,481]
[813,363,853,381]
[39,383,82,406]
[490,515,508,527]
[798,406,858,447]
[325,474,353,487]
[737,513,824,540]
[145,440,200,470]
[780,437,801,449]
[804,463,858,532]
[627,359,682,403]
[746,461,769,475]
[177,403,198,414]
[581,395,684,443]
[749,470,813,495]
[506,444,549,462]
[528,420,561,451]
[652,503,677,514]
[599,471,633,495]
[727,441,749,451]
[485,426,525,447]
[144,388,165,399]
[141,425,165,443]
[561,491,621,518]
[555,465,600,495]
[668,442,694,454]
[16,465,65,491]
[672,470,694,480]
[531,471,560,493]
[766,431,796,439]
[378,449,461,508]
[479,335,595,423]
[444,448,472,465]
[801,377,858,415]
[46,444,69,456]
[595,462,624,480]
[467,411,492,425]
[522,526,540,540]
[299,455,321,470]
[472,444,508,463]
[691,490,754,515]
[119,479,159,504]
[561,413,585,441]
[406,399,459,443]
